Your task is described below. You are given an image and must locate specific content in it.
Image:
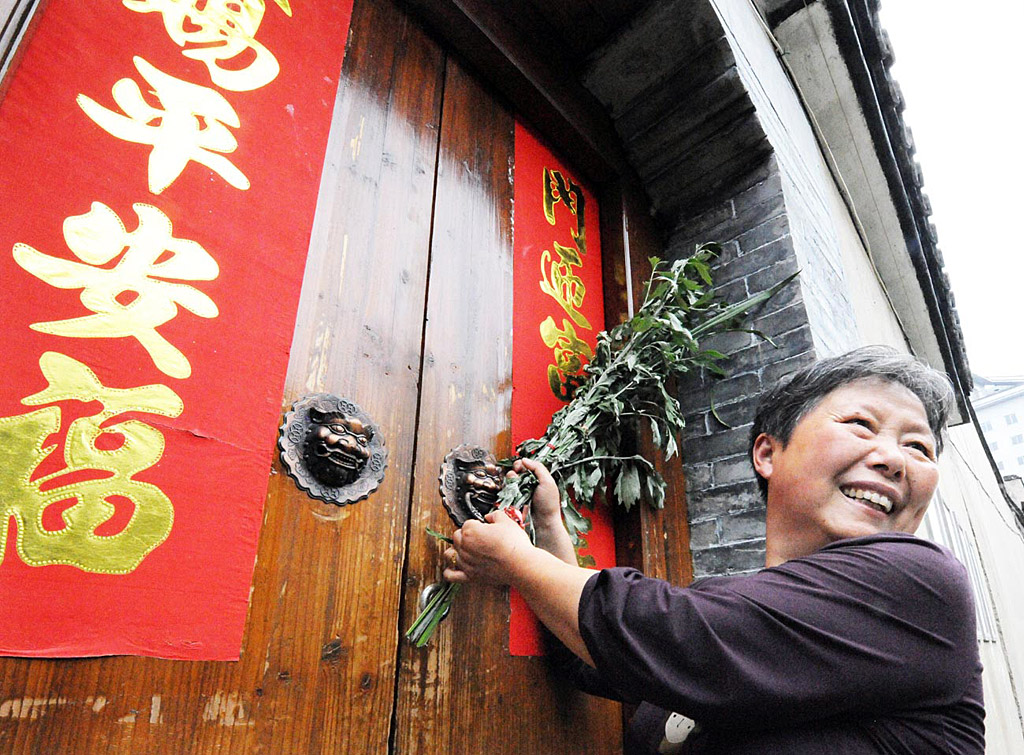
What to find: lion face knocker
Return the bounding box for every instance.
[279,394,387,506]
[439,445,506,527]
[307,411,373,488]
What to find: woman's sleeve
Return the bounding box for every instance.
[540,582,639,703]
[577,536,978,729]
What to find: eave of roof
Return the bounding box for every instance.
[834,0,972,390]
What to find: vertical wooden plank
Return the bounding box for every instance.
[599,179,695,741]
[250,1,444,751]
[642,441,696,586]
[622,191,695,587]
[598,184,696,587]
[0,1,445,752]
[598,183,648,581]
[393,56,622,755]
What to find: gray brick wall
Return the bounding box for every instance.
[582,0,772,227]
[712,0,860,359]
[666,156,816,576]
[582,0,844,578]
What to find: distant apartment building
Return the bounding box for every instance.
[972,375,1024,478]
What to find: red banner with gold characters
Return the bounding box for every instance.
[510,123,616,656]
[0,0,353,659]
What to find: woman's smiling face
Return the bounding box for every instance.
[753,378,940,563]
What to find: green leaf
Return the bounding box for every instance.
[694,270,799,337]
[665,432,679,460]
[563,500,593,541]
[425,527,454,544]
[705,361,728,377]
[690,258,713,285]
[649,281,670,304]
[649,418,662,448]
[643,472,667,509]
[631,316,654,333]
[613,465,642,511]
[405,581,462,647]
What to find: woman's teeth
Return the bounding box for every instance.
[841,487,893,514]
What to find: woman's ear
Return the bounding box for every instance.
[751,433,777,481]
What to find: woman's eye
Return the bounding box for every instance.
[907,441,935,459]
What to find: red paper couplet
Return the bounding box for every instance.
[0,0,353,659]
[510,122,616,656]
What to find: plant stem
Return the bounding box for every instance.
[405,581,462,648]
[555,454,655,471]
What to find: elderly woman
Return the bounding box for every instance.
[444,346,985,753]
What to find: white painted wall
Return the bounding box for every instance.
[924,426,1024,750]
[771,2,951,382]
[712,0,860,359]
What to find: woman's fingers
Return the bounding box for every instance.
[442,546,468,582]
[443,566,469,583]
[519,457,555,485]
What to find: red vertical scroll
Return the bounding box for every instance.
[510,122,616,656]
[0,0,353,659]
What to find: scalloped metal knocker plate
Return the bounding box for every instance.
[279,394,387,506]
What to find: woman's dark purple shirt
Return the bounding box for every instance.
[550,533,984,753]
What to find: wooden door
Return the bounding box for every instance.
[0,0,623,752]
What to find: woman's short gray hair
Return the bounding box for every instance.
[749,346,955,497]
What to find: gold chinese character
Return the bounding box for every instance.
[543,167,587,257]
[123,0,291,92]
[14,202,219,379]
[78,57,249,194]
[540,316,593,402]
[540,242,591,330]
[0,352,182,574]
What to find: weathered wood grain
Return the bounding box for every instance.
[391,55,623,755]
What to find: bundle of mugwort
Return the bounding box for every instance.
[407,244,796,646]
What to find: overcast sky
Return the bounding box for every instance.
[878,2,1024,379]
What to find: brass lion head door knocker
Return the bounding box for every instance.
[438,445,506,526]
[279,394,387,505]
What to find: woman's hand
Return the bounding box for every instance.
[513,457,561,524]
[513,457,577,565]
[443,509,532,586]
[444,458,597,666]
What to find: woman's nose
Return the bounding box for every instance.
[869,435,906,478]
